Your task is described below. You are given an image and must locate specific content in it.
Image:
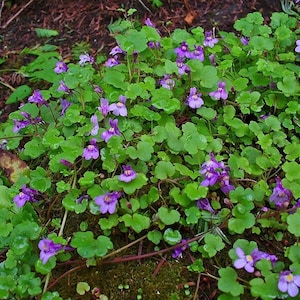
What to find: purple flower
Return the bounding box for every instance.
[200,153,223,186]
[14,185,40,207]
[176,58,190,75]
[95,191,121,214]
[219,170,235,194]
[200,169,220,186]
[105,55,120,67]
[98,98,109,117]
[57,80,70,93]
[209,54,216,65]
[94,85,103,93]
[76,195,89,203]
[28,90,48,106]
[278,271,300,297]
[174,41,190,58]
[90,115,99,136]
[196,198,215,214]
[159,74,175,90]
[59,159,73,168]
[38,238,64,264]
[82,139,99,160]
[172,239,189,259]
[203,31,219,48]
[251,248,278,266]
[60,99,71,116]
[186,87,204,109]
[13,119,31,133]
[145,17,155,27]
[148,41,161,49]
[101,118,120,142]
[108,95,127,116]
[295,40,300,53]
[234,247,255,273]
[209,81,228,100]
[187,45,204,61]
[241,36,249,46]
[79,53,94,66]
[109,46,125,56]
[270,177,292,209]
[54,61,68,74]
[119,165,136,182]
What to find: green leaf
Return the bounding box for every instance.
[120,213,150,233]
[30,167,51,192]
[277,75,299,96]
[202,233,225,257]
[76,282,90,295]
[163,228,182,245]
[24,137,47,159]
[154,161,175,179]
[287,210,300,237]
[147,230,163,245]
[158,207,180,225]
[184,183,208,200]
[6,85,32,104]
[35,28,59,38]
[119,173,148,194]
[218,267,244,296]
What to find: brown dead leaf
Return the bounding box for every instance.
[184,11,196,26]
[0,150,30,183]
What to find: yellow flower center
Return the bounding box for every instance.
[246,255,253,262]
[286,274,294,282]
[104,195,111,203]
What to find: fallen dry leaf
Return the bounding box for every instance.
[0,150,30,183]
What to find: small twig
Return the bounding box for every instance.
[0,0,5,24]
[152,254,167,276]
[1,0,36,29]
[137,0,152,13]
[193,273,201,300]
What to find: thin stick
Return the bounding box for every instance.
[1,0,36,29]
[0,0,5,24]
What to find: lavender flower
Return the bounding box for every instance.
[98,98,109,117]
[209,54,216,65]
[144,17,155,27]
[14,185,40,207]
[90,115,99,136]
[196,198,215,214]
[234,247,255,273]
[187,45,204,61]
[119,165,136,182]
[109,45,125,56]
[209,81,228,100]
[203,31,219,48]
[278,271,300,297]
[176,58,190,75]
[101,118,120,142]
[105,55,120,67]
[38,238,64,264]
[108,95,127,116]
[95,191,121,214]
[241,36,249,46]
[54,61,68,74]
[219,170,235,194]
[148,41,161,49]
[79,53,94,66]
[82,139,99,160]
[200,153,224,186]
[28,90,48,106]
[270,177,292,209]
[159,74,175,90]
[57,80,70,93]
[60,99,71,116]
[174,41,189,58]
[186,87,204,109]
[172,239,189,259]
[13,119,31,133]
[59,159,73,168]
[295,40,300,53]
[251,248,278,266]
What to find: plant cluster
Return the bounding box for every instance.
[0,8,300,299]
